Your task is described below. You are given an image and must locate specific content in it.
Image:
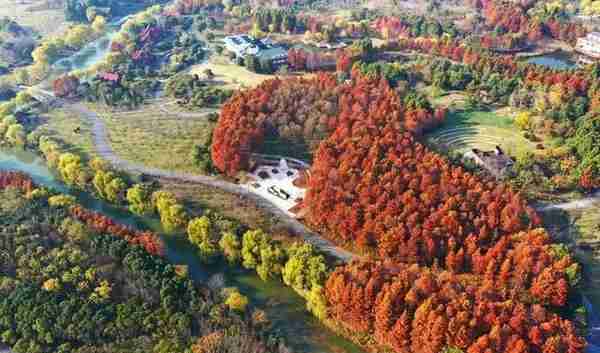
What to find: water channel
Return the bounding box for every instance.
[525,50,578,70]
[0,147,362,353]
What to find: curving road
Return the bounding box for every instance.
[537,192,600,212]
[64,101,357,262]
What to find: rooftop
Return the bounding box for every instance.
[466,146,514,179]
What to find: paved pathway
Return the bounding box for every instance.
[537,191,600,212]
[65,102,356,261]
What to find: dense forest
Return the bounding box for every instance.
[211,73,443,175]
[325,260,584,353]
[0,172,288,353]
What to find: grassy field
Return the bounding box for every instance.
[0,0,68,38]
[90,100,215,174]
[426,108,537,157]
[188,54,278,90]
[163,181,299,241]
[35,108,97,160]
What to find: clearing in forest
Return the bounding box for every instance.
[426,108,537,157]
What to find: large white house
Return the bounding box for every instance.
[223,34,288,66]
[575,32,600,59]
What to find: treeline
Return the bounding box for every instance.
[56,5,207,108]
[253,8,298,34]
[0,171,164,256]
[478,0,586,44]
[165,73,233,108]
[325,260,585,353]
[0,171,288,353]
[373,15,460,40]
[13,16,107,85]
[165,0,225,15]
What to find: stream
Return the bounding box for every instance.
[0,147,363,353]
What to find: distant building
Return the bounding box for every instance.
[255,47,288,66]
[465,146,514,179]
[576,32,600,59]
[224,34,288,67]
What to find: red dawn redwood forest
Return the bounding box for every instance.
[211,73,585,353]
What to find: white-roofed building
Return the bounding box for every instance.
[576,32,600,59]
[223,34,288,67]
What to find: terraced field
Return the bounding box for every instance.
[426,109,537,156]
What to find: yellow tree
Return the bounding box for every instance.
[514,111,532,131]
[548,84,564,109]
[92,16,107,34]
[65,25,94,48]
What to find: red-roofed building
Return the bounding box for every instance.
[98,72,120,83]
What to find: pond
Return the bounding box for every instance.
[525,50,578,70]
[53,31,117,75]
[0,147,363,353]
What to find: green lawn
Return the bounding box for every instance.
[425,108,536,156]
[441,109,514,129]
[35,108,97,161]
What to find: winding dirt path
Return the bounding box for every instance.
[65,102,357,261]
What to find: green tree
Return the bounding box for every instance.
[224,289,249,312]
[219,231,241,265]
[241,229,286,281]
[58,153,89,187]
[306,285,328,320]
[515,111,533,131]
[93,170,127,203]
[5,123,26,146]
[241,229,266,270]
[256,244,285,282]
[126,184,155,216]
[58,217,89,242]
[187,216,219,263]
[15,91,32,106]
[65,25,94,48]
[282,243,328,293]
[48,194,76,208]
[245,54,259,73]
[152,191,188,231]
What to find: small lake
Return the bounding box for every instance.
[0,147,363,353]
[526,51,578,70]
